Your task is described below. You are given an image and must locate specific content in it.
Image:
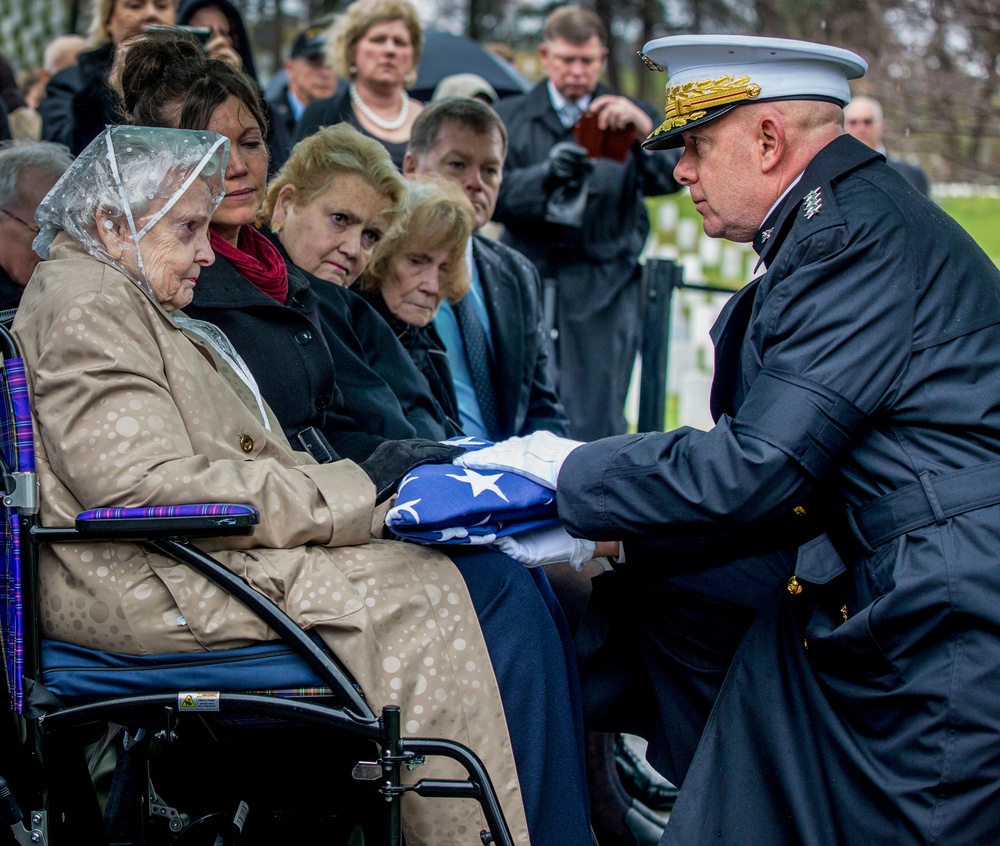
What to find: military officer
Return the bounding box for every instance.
[459,34,1000,845]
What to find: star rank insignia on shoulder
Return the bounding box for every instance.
[802,187,823,220]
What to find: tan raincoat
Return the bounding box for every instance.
[12,235,529,845]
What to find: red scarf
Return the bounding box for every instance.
[209,226,289,304]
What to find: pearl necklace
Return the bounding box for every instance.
[349,83,410,131]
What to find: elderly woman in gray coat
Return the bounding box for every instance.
[12,124,592,846]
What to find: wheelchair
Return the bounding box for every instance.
[0,321,513,846]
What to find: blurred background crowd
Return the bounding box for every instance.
[1,0,998,183]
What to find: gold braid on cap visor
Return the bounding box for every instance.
[647,74,762,140]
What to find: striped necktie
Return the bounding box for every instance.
[454,294,502,440]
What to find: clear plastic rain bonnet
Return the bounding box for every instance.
[32,125,229,303]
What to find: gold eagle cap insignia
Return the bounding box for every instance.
[649,75,761,138]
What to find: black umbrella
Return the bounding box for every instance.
[411,30,532,102]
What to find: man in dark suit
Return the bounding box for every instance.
[403,96,569,442]
[845,94,931,195]
[492,7,682,441]
[459,34,1000,846]
[267,24,337,172]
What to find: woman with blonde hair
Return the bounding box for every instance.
[356,176,474,425]
[294,0,424,167]
[261,120,406,286]
[258,121,463,453]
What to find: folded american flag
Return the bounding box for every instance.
[384,438,560,545]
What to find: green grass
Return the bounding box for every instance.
[640,189,1000,432]
[647,191,1000,276]
[936,196,1000,267]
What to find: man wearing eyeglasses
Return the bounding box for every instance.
[844,95,930,196]
[0,140,73,310]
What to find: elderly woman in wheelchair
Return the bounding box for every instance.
[6,124,592,845]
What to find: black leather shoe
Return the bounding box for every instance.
[589,732,668,846]
[614,733,679,813]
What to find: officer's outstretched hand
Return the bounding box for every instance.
[453,431,584,490]
[361,439,466,503]
[497,524,596,570]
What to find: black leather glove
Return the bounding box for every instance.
[360,439,466,504]
[546,142,593,184]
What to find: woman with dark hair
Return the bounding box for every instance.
[119,30,593,846]
[177,0,259,81]
[294,0,424,168]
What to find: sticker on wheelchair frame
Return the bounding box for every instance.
[178,692,221,711]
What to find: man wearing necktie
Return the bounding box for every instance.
[404,96,569,443]
[493,6,683,442]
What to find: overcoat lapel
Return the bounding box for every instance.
[473,238,527,433]
[709,277,762,421]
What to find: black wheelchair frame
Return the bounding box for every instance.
[0,321,513,846]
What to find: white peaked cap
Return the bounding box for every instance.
[638,35,868,150]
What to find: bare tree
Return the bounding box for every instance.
[221,0,996,179]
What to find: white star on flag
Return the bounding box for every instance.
[397,473,418,493]
[393,498,422,523]
[445,468,510,502]
[448,436,490,448]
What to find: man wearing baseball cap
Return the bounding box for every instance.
[268,24,337,170]
[457,34,1000,844]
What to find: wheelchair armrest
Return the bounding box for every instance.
[75,504,258,539]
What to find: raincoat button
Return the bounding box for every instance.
[240,435,254,453]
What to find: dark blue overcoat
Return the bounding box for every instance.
[560,135,1000,844]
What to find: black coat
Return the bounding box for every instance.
[562,135,1000,844]
[39,43,117,156]
[470,234,568,439]
[182,242,461,463]
[0,264,21,311]
[180,250,344,451]
[493,81,679,305]
[294,87,409,169]
[492,81,681,440]
[313,278,462,449]
[356,287,462,429]
[887,154,930,196]
[266,84,296,173]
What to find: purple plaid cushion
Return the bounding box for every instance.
[1,358,32,713]
[77,504,259,520]
[1,350,262,714]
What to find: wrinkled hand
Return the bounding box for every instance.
[546,142,593,184]
[453,430,584,489]
[360,439,465,503]
[497,524,596,570]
